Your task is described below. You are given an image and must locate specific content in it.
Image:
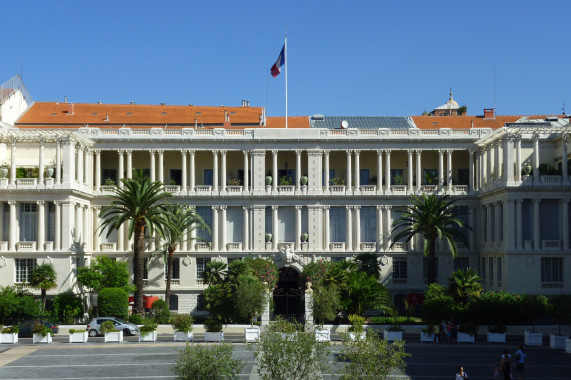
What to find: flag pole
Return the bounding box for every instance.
[285,19,288,129]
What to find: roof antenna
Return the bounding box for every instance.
[562,101,566,117]
[493,65,497,111]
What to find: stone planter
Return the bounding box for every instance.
[524,330,542,346]
[0,168,8,178]
[45,167,54,178]
[549,334,566,350]
[348,332,366,341]
[457,332,475,343]
[33,333,52,344]
[104,331,123,343]
[487,332,506,343]
[205,331,224,342]
[69,331,88,343]
[139,330,157,342]
[315,328,330,342]
[565,338,571,353]
[0,333,18,344]
[420,332,434,342]
[173,331,193,342]
[383,330,403,342]
[245,327,260,343]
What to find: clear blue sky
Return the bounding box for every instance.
[2,1,570,117]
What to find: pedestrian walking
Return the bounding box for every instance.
[456,365,469,379]
[514,345,526,380]
[433,324,440,343]
[500,349,511,380]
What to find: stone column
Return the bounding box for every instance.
[295,150,302,193]
[36,201,45,251]
[83,205,90,251]
[77,144,84,185]
[9,140,16,186]
[220,150,227,193]
[212,150,219,192]
[486,204,492,246]
[447,150,453,192]
[38,140,45,186]
[117,150,124,188]
[354,206,361,251]
[468,150,474,192]
[150,150,156,182]
[384,150,391,193]
[272,150,278,192]
[515,199,523,250]
[126,150,132,180]
[475,150,480,190]
[272,206,279,250]
[94,150,101,191]
[56,139,62,185]
[212,206,219,251]
[515,137,522,182]
[376,205,383,252]
[220,206,227,251]
[376,150,383,194]
[533,198,540,250]
[295,206,302,251]
[354,150,360,193]
[324,151,330,193]
[8,201,16,251]
[305,289,313,328]
[84,148,90,186]
[533,135,540,181]
[261,289,271,326]
[93,206,100,252]
[189,150,196,193]
[438,149,444,192]
[563,135,569,184]
[416,150,422,192]
[503,200,515,250]
[181,150,187,192]
[75,203,82,243]
[54,201,61,251]
[243,151,249,193]
[503,137,514,185]
[407,150,414,192]
[493,143,500,181]
[157,150,164,184]
[323,206,330,251]
[562,198,569,250]
[469,207,476,252]
[482,147,488,185]
[346,206,352,251]
[384,206,392,250]
[243,206,249,251]
[346,150,352,194]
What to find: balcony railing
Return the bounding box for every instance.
[360,185,376,194]
[329,185,346,194]
[330,242,345,251]
[225,186,243,195]
[195,186,212,195]
[360,242,376,251]
[226,242,242,251]
[541,240,561,250]
[195,242,210,251]
[100,242,117,252]
[541,175,562,184]
[16,241,36,251]
[278,185,295,194]
[390,185,407,193]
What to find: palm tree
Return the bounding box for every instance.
[156,204,210,308]
[342,271,393,316]
[28,263,58,309]
[99,171,172,315]
[391,194,469,285]
[203,261,228,285]
[446,267,482,304]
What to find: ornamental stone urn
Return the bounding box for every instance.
[265,233,272,243]
[301,233,309,242]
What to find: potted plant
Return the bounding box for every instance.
[522,164,532,176]
[139,318,158,342]
[549,295,570,350]
[347,314,366,341]
[204,318,224,342]
[312,285,341,342]
[420,325,436,343]
[392,174,403,186]
[267,317,299,340]
[0,325,19,344]
[330,176,345,186]
[487,324,506,343]
[227,177,241,186]
[69,328,88,343]
[171,314,194,342]
[101,320,123,343]
[32,321,54,344]
[457,322,477,343]
[235,275,267,343]
[383,324,404,342]
[279,175,293,186]
[104,178,116,187]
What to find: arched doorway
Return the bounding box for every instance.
[273,267,303,321]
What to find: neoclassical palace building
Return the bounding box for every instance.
[0,75,569,315]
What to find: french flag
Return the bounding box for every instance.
[270,45,285,78]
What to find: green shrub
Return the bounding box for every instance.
[267,316,300,334]
[488,324,507,333]
[98,288,129,320]
[100,320,117,333]
[174,343,243,380]
[140,318,158,334]
[204,318,223,332]
[171,314,194,333]
[348,314,365,333]
[150,299,170,324]
[1,325,19,334]
[32,321,54,337]
[370,316,421,325]
[52,291,84,324]
[0,286,43,325]
[68,328,84,334]
[312,285,341,326]
[128,314,143,325]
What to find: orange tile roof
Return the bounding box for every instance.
[411,115,535,129]
[16,102,264,128]
[265,116,310,128]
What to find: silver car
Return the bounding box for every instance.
[86,317,139,337]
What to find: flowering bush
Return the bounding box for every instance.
[301,260,332,286]
[245,258,279,289]
[227,177,241,186]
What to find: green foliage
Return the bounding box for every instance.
[103,178,116,186]
[339,332,409,380]
[1,325,19,333]
[204,283,234,322]
[171,314,194,333]
[204,318,223,332]
[32,321,54,337]
[174,343,243,380]
[370,316,421,325]
[312,285,341,326]
[458,321,478,335]
[51,291,84,324]
[77,256,134,293]
[15,167,28,178]
[392,174,403,185]
[267,317,301,334]
[301,260,333,286]
[100,320,117,333]
[98,288,129,320]
[249,328,331,380]
[28,263,58,308]
[68,328,84,334]
[243,258,279,289]
[488,324,507,333]
[128,314,143,325]
[348,314,365,333]
[0,286,43,324]
[330,176,345,186]
[150,299,170,324]
[235,275,268,326]
[342,271,394,316]
[446,267,482,304]
[420,283,455,326]
[279,175,293,185]
[203,261,228,285]
[140,318,158,334]
[354,253,380,279]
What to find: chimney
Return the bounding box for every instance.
[64,96,68,103]
[484,108,495,119]
[130,101,135,105]
[68,103,75,115]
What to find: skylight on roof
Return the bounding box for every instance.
[51,113,57,116]
[92,112,98,116]
[195,112,201,115]
[161,112,167,115]
[126,113,132,116]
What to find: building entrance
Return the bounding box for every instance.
[272,267,303,321]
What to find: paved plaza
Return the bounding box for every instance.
[0,333,570,379]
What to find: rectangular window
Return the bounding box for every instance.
[195,207,212,242]
[497,257,502,282]
[481,257,486,279]
[541,257,563,283]
[457,168,469,185]
[197,293,206,311]
[196,258,210,279]
[454,257,470,271]
[331,256,346,262]
[422,169,438,185]
[330,207,346,243]
[3,203,9,241]
[359,169,370,186]
[164,258,180,280]
[19,203,38,242]
[169,169,182,186]
[101,169,117,185]
[47,203,55,242]
[265,207,272,234]
[143,258,149,280]
[204,169,213,186]
[360,206,376,243]
[169,294,178,311]
[390,169,404,186]
[15,258,36,283]
[393,258,407,283]
[488,257,494,281]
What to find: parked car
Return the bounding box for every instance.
[18,320,60,338]
[86,317,139,337]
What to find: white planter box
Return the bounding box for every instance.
[315,328,330,342]
[549,334,566,350]
[0,333,18,344]
[383,330,403,342]
[205,331,224,342]
[33,333,52,344]
[139,330,157,342]
[245,327,260,343]
[420,332,434,342]
[487,332,506,343]
[565,338,571,353]
[457,332,475,343]
[524,330,542,346]
[69,331,88,343]
[173,331,193,342]
[104,331,123,342]
[348,332,366,341]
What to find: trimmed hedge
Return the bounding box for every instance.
[98,288,129,320]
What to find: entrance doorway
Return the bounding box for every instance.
[273,267,303,321]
